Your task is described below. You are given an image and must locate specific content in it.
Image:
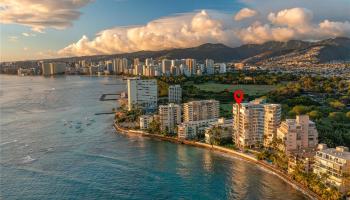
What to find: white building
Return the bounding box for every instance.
[205,59,214,75]
[205,118,233,144]
[218,63,227,74]
[159,103,181,133]
[313,144,350,195]
[183,100,219,122]
[178,119,217,140]
[233,99,281,148]
[127,77,158,111]
[139,115,153,130]
[277,115,318,153]
[168,85,182,104]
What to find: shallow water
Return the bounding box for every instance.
[0,75,308,199]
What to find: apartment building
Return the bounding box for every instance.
[277,115,318,153]
[139,115,153,130]
[205,118,233,144]
[127,77,158,111]
[178,119,217,139]
[232,99,281,148]
[41,62,66,76]
[264,104,282,147]
[159,103,181,133]
[313,144,350,195]
[183,100,219,122]
[168,85,182,104]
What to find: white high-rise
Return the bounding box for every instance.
[168,85,182,104]
[205,59,214,75]
[233,99,281,148]
[159,103,181,133]
[127,77,158,111]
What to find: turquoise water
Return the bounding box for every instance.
[0,75,308,199]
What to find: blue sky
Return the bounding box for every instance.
[1,0,349,61]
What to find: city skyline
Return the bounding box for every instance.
[1,0,350,62]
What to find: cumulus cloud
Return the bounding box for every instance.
[59,10,237,56]
[268,8,313,27]
[59,6,350,57]
[0,0,93,32]
[234,8,258,21]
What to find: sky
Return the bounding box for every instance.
[1,0,350,62]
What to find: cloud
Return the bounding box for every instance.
[0,0,93,32]
[59,5,350,57]
[268,8,312,27]
[22,32,36,37]
[59,10,238,56]
[234,8,257,21]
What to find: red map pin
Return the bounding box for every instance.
[233,90,244,104]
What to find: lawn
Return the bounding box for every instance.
[194,83,277,95]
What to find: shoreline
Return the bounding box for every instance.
[113,123,321,200]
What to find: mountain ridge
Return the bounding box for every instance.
[8,37,350,65]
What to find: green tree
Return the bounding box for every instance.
[308,110,322,120]
[292,105,310,115]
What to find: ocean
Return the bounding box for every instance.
[0,75,308,199]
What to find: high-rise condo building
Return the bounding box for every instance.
[162,59,172,75]
[183,100,219,122]
[277,115,318,153]
[41,62,66,76]
[205,59,214,75]
[264,104,282,147]
[232,99,281,148]
[168,85,182,104]
[113,58,129,74]
[313,144,350,195]
[185,59,196,75]
[127,77,158,111]
[159,103,181,133]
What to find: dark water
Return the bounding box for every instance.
[0,75,308,200]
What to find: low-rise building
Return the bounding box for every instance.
[205,118,233,144]
[139,115,153,130]
[178,119,217,140]
[313,144,350,195]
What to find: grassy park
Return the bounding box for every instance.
[194,82,277,95]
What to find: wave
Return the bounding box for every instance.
[21,155,36,164]
[0,140,17,146]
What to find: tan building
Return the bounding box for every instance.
[313,144,350,195]
[41,62,66,76]
[139,115,153,130]
[183,100,219,122]
[263,104,282,147]
[277,115,318,154]
[185,58,196,75]
[159,103,181,133]
[233,99,281,148]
